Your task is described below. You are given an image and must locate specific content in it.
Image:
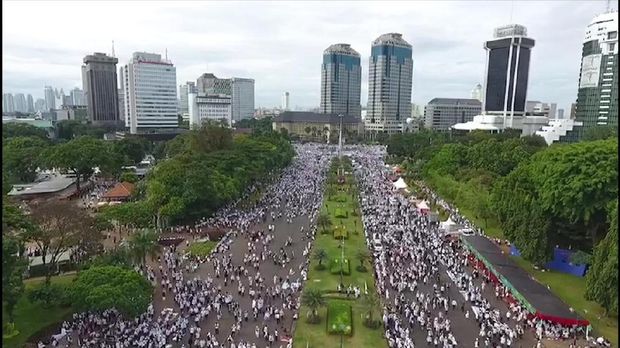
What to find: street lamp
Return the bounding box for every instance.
[340,231,345,288]
[338,113,344,160]
[339,323,346,348]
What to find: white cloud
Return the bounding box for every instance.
[2,0,614,111]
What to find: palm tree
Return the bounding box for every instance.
[356,249,370,272]
[314,249,328,269]
[129,229,160,265]
[317,213,332,234]
[361,292,380,327]
[302,288,326,323]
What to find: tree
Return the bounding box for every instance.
[2,136,49,183]
[43,136,116,191]
[113,137,148,165]
[361,292,380,328]
[583,125,618,141]
[2,123,48,140]
[129,229,160,265]
[120,171,139,184]
[585,200,618,315]
[26,200,98,284]
[71,265,153,317]
[314,249,328,270]
[2,237,25,327]
[356,249,370,272]
[301,288,326,323]
[317,212,332,234]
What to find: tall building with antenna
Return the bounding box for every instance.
[82,52,120,125]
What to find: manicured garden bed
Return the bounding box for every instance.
[186,240,218,258]
[329,258,351,275]
[327,301,353,336]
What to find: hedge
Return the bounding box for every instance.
[333,226,348,240]
[334,208,348,218]
[329,258,351,275]
[327,301,353,336]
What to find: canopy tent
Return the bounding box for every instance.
[416,200,430,215]
[393,178,408,189]
[440,217,458,232]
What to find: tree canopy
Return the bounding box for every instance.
[71,266,152,317]
[2,136,50,184]
[2,123,49,140]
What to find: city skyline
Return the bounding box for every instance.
[2,1,617,111]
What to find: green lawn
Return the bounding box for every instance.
[293,165,386,348]
[186,240,218,257]
[2,273,76,348]
[511,257,618,346]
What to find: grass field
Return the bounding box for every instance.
[511,257,618,346]
[293,162,386,348]
[2,273,76,348]
[186,240,218,257]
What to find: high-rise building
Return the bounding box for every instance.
[70,88,85,106]
[82,52,120,125]
[231,78,255,121]
[281,92,290,111]
[320,43,361,117]
[34,98,46,112]
[179,81,195,119]
[27,94,34,113]
[424,98,482,131]
[483,24,535,123]
[526,100,557,118]
[54,88,65,109]
[14,93,27,113]
[561,11,618,142]
[196,74,231,95]
[188,92,232,128]
[44,86,55,111]
[121,52,178,134]
[557,109,565,119]
[3,93,15,113]
[365,33,413,134]
[570,103,577,119]
[471,83,483,102]
[118,88,125,123]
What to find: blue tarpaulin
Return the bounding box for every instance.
[509,245,588,277]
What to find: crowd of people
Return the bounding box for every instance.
[351,145,597,348]
[41,144,331,348]
[38,143,607,348]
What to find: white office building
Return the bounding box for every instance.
[120,52,178,134]
[14,93,27,113]
[70,88,85,106]
[231,78,255,121]
[188,92,232,128]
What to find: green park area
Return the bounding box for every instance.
[186,240,218,258]
[2,274,76,348]
[293,157,385,348]
[387,130,617,346]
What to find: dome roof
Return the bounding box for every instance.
[372,33,411,48]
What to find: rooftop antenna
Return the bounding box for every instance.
[606,0,611,13]
[165,48,168,61]
[510,0,514,23]
[112,40,115,57]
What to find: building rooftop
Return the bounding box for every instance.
[493,24,528,38]
[274,111,361,124]
[373,33,411,48]
[428,98,482,106]
[8,174,76,197]
[324,43,360,57]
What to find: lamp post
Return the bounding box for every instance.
[338,113,344,160]
[340,231,345,288]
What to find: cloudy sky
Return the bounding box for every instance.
[2,0,615,111]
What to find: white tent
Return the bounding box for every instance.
[440,217,458,232]
[393,177,408,189]
[416,200,430,211]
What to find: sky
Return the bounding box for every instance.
[2,0,616,111]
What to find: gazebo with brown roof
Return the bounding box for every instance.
[102,182,135,202]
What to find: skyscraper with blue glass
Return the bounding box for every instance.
[320,43,361,117]
[365,33,413,134]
